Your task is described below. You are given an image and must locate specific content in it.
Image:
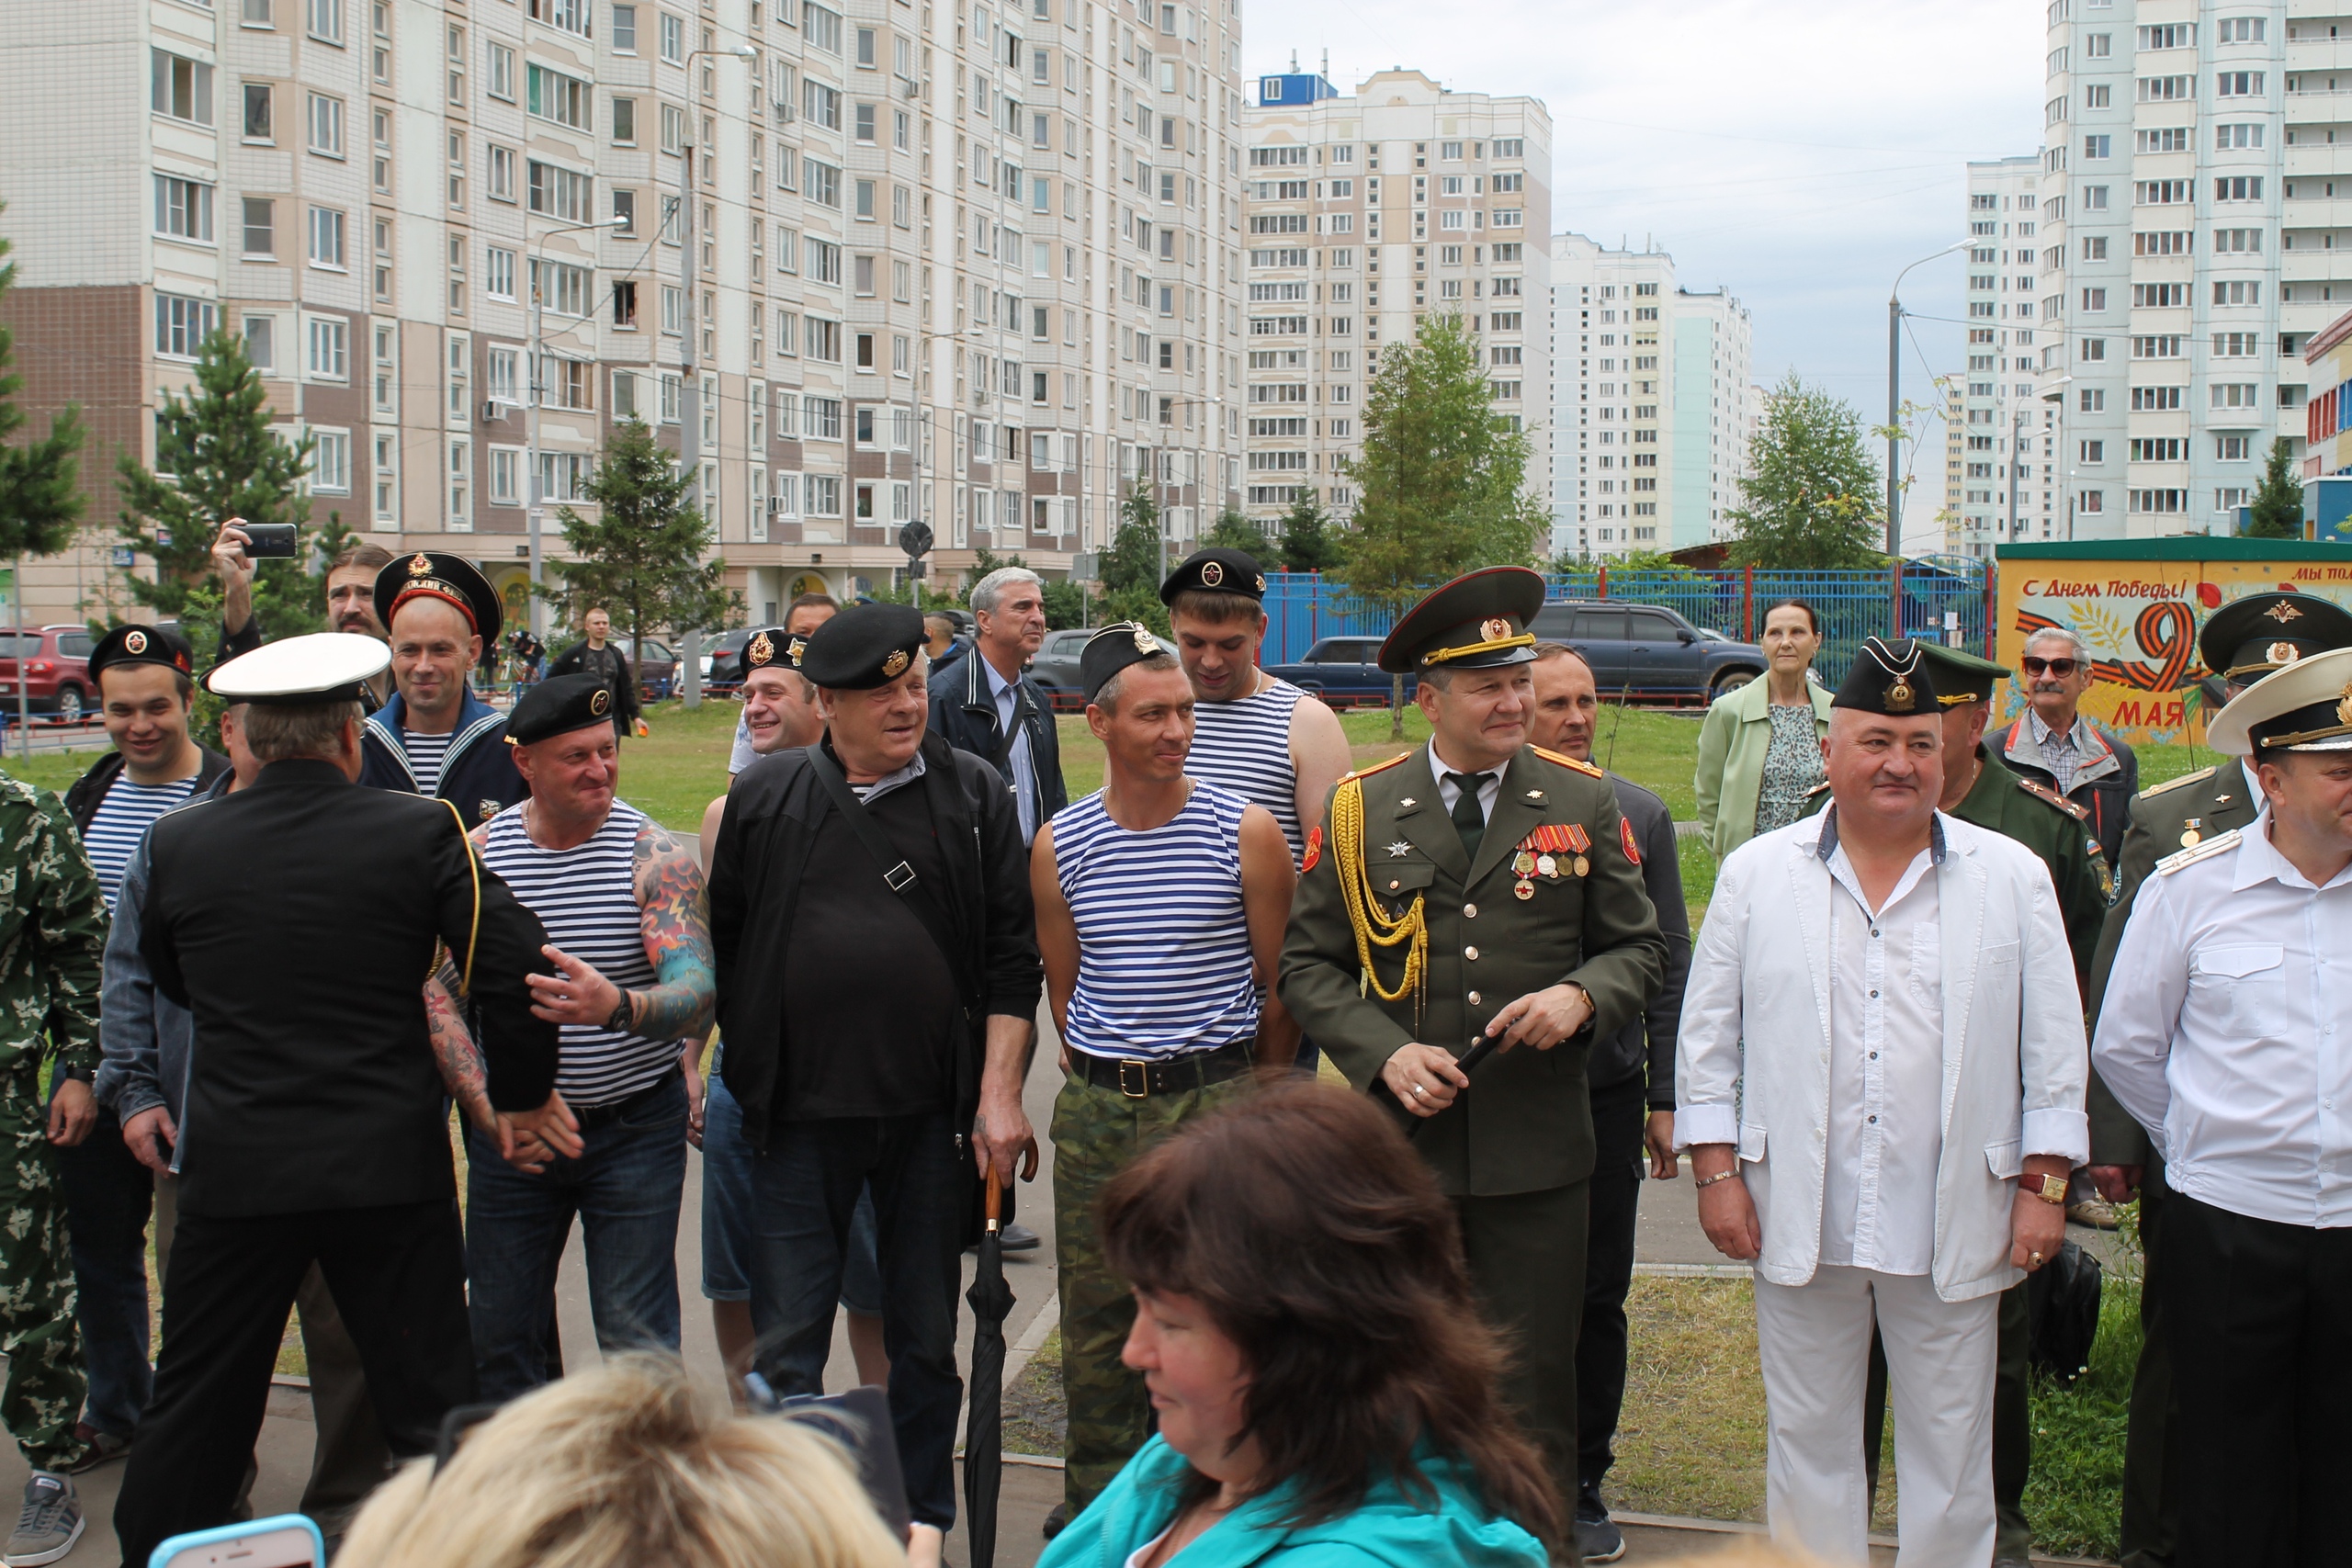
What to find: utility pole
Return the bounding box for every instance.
[528,217,626,643]
[1887,240,1971,565]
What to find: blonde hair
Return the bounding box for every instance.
[335,1357,905,1568]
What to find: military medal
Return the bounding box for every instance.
[2180,818,2202,848]
[1514,878,1535,900]
[1536,853,1556,877]
[1513,851,1537,875]
[1574,853,1590,877]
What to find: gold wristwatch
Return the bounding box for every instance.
[2026,1173,2068,1205]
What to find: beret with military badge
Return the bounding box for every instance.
[1159,547,1268,604]
[737,626,797,677]
[796,603,927,689]
[89,623,196,684]
[1833,636,1940,715]
[1375,566,1545,674]
[505,672,617,746]
[373,550,503,643]
[1080,621,1168,702]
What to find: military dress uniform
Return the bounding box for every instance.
[1279,569,1667,1507]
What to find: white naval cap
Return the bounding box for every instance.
[2204,645,2352,756]
[203,632,390,705]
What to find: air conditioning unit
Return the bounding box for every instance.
[903,76,922,98]
[767,496,784,513]
[481,400,507,422]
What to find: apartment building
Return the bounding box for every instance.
[2033,0,2352,540]
[1235,68,1550,528]
[1953,154,2056,558]
[0,0,1246,630]
[1547,233,1752,559]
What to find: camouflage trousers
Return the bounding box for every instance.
[1053,1067,1251,1517]
[0,1064,84,1472]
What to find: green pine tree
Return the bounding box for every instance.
[0,214,85,576]
[1336,312,1547,733]
[541,418,739,666]
[1204,506,1269,553]
[2245,437,2305,538]
[1275,492,1343,573]
[1724,372,1886,569]
[114,331,318,636]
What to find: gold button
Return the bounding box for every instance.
[1468,990,1482,1006]
[1464,903,1477,919]
[1464,945,1480,961]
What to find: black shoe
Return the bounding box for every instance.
[1042,1503,1069,1541]
[1572,1482,1623,1564]
[1000,1222,1041,1252]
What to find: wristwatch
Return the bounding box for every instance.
[2025,1172,2068,1205]
[605,994,634,1033]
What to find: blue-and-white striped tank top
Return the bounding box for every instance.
[1186,676,1306,863]
[1052,781,1260,1062]
[479,799,674,1107]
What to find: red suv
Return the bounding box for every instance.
[0,626,96,724]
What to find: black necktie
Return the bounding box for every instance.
[1445,773,1486,858]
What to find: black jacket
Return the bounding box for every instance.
[927,649,1066,833]
[359,687,530,827]
[64,747,232,836]
[546,639,642,725]
[1589,773,1690,1105]
[1987,717,2138,866]
[141,759,558,1216]
[708,732,1042,1153]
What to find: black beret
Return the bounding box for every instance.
[1834,637,1939,716]
[1081,622,1168,701]
[374,550,503,643]
[1376,567,1544,674]
[1914,643,2010,706]
[739,627,795,675]
[506,672,617,745]
[2195,592,2352,683]
[798,603,926,689]
[1160,547,1268,605]
[89,624,194,682]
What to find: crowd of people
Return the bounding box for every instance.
[0,522,2333,1568]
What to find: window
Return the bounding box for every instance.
[611,96,636,144]
[306,0,342,43]
[2218,16,2263,41]
[307,205,345,268]
[804,157,840,207]
[152,51,215,125]
[805,2,842,51]
[2216,123,2262,149]
[2216,71,2263,97]
[2133,283,2186,307]
[242,82,273,141]
[242,315,277,376]
[240,197,274,255]
[660,12,684,62]
[307,316,347,378]
[2137,75,2192,102]
[2211,331,2260,356]
[153,175,215,242]
[535,452,594,501]
[243,0,272,23]
[806,316,842,361]
[488,143,517,202]
[804,395,842,438]
[2216,175,2263,201]
[2213,227,2263,253]
[529,258,591,316]
[2080,287,2105,310]
[2214,279,2260,305]
[528,64,590,129]
[807,237,840,282]
[2131,387,2182,411]
[527,161,592,220]
[2130,438,2185,462]
[2217,435,2253,460]
[2079,440,2106,464]
[610,5,636,50]
[307,91,344,155]
[2138,128,2191,153]
[154,294,217,359]
[2212,382,2261,409]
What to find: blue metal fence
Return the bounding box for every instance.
[1260,563,1994,691]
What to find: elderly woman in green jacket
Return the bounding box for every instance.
[1693,599,1834,856]
[1038,1086,1558,1568]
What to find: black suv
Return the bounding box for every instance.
[1527,601,1765,700]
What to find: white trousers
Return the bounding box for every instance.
[1754,1265,1998,1567]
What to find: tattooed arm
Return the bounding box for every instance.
[634,818,718,1040]
[425,960,496,1134]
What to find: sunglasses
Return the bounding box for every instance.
[2019,657,2081,677]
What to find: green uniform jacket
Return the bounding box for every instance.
[1278,743,1667,1198]
[0,777,104,1076]
[1801,744,2112,994]
[2083,761,2257,1168]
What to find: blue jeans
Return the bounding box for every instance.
[53,1100,153,1438]
[463,1073,688,1404]
[751,1111,967,1529]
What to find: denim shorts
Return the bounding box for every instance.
[701,1070,881,1315]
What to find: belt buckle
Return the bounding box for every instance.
[1117,1059,1148,1099]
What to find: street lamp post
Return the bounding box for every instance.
[1887,239,1973,562]
[528,215,630,639]
[1148,395,1224,581]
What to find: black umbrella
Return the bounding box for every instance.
[1396,1034,1500,1139]
[962,1161,1014,1567]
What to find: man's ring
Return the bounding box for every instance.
[2029,1250,2043,1266]
[1410,1083,1426,1099]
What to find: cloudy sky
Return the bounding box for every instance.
[1246,0,2046,415]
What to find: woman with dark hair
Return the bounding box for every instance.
[1036,1084,1558,1568]
[1693,597,1832,856]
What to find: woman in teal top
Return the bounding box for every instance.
[1036,1086,1558,1568]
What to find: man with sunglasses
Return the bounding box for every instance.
[1987,627,2136,866]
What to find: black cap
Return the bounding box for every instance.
[797,603,925,689]
[2195,592,2352,683]
[1834,637,1939,716]
[1375,567,1544,674]
[1081,622,1167,701]
[506,673,617,745]
[1159,547,1268,605]
[739,627,797,675]
[89,624,195,683]
[373,550,503,643]
[1915,643,2010,706]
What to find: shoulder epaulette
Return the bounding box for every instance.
[2018,777,2090,820]
[1804,778,1833,798]
[2141,766,2215,800]
[2156,828,2241,875]
[1532,745,1605,779]
[1339,753,1412,784]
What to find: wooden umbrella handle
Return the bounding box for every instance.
[984,1156,1003,1230]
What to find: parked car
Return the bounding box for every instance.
[676,628,758,689]
[1027,626,1178,704]
[0,625,96,724]
[1261,637,1415,706]
[1526,600,1764,700]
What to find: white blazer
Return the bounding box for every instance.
[1677,810,2090,1303]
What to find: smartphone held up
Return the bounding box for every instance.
[237,523,299,559]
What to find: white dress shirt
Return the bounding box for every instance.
[1819,825,1946,1275]
[2093,807,2352,1228]
[1427,745,1503,825]
[981,654,1040,845]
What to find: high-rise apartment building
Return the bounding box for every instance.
[2032,1,2352,539]
[1547,233,1751,559]
[1235,68,1549,528]
[0,0,1246,628]
[1952,154,2054,558]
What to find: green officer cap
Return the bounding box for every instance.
[1915,642,2011,707]
[1376,567,1545,675]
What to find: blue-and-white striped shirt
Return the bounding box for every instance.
[85,774,200,910]
[400,728,457,798]
[1186,676,1306,863]
[1052,780,1259,1061]
[479,799,675,1107]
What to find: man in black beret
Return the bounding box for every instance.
[707,604,1043,1560]
[358,552,527,824]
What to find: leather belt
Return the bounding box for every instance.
[1069,1040,1254,1099]
[572,1066,684,1131]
